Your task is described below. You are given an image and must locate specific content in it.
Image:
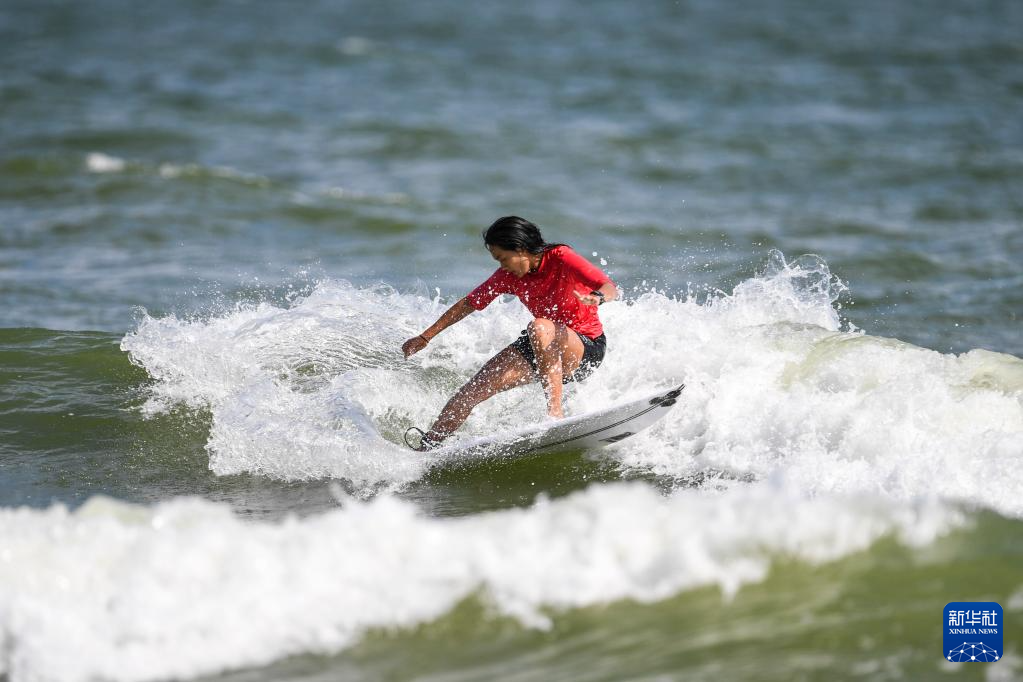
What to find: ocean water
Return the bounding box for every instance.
[2,0,1022,680]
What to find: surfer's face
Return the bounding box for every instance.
[488,245,534,278]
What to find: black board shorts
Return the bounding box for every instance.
[511,328,607,384]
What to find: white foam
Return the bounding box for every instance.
[85,152,127,173]
[121,251,1023,515]
[83,153,273,188]
[605,297,1023,516]
[0,483,962,682]
[122,283,442,488]
[157,162,270,187]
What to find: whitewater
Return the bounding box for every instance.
[1,251,1019,681]
[118,250,1023,514]
[0,483,965,682]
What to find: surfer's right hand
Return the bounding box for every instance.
[402,335,429,358]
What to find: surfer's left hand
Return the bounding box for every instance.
[402,335,429,358]
[574,291,601,306]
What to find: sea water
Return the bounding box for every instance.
[1,1,1022,680]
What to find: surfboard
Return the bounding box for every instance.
[420,384,684,461]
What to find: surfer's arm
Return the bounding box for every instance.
[402,297,475,358]
[558,247,617,307]
[422,297,475,340]
[575,281,618,307]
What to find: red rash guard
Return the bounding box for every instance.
[466,245,612,339]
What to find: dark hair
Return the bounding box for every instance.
[482,216,561,254]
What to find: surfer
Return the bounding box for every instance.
[402,216,618,450]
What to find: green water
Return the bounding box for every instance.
[208,513,1023,682]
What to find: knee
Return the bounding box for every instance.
[527,318,557,346]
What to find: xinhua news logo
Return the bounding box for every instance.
[944,602,1002,663]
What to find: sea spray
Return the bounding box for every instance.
[0,482,964,682]
[121,253,1023,516]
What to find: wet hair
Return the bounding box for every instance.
[482,216,562,254]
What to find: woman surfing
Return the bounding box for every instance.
[402,216,618,451]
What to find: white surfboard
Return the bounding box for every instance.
[420,384,684,462]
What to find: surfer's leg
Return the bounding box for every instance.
[422,346,534,446]
[526,319,584,418]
